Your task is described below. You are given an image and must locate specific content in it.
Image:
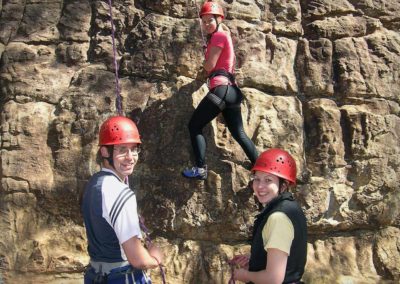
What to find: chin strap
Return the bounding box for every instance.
[103,145,114,167]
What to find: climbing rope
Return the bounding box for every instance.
[192,0,207,52]
[139,216,167,284]
[107,0,123,116]
[107,1,166,283]
[227,259,236,284]
[106,1,235,283]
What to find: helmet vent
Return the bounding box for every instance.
[99,116,142,145]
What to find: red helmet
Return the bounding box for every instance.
[99,116,141,146]
[200,1,224,18]
[251,149,297,185]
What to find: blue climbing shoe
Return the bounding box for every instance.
[182,166,207,180]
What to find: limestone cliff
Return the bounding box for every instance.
[0,0,399,283]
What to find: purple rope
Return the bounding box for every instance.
[228,262,235,284]
[123,182,166,283]
[107,0,123,116]
[139,216,167,284]
[139,216,153,246]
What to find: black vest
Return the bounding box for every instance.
[248,192,307,284]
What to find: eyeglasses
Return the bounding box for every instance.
[114,146,141,157]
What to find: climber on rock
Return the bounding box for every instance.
[230,149,307,284]
[81,116,163,284]
[182,0,259,180]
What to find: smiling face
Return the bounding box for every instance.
[101,143,139,181]
[201,14,220,34]
[252,171,281,206]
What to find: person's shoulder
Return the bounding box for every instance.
[269,211,290,222]
[101,174,131,194]
[282,197,305,213]
[266,212,293,232]
[214,30,230,39]
[86,170,112,188]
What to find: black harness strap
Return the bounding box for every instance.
[206,69,237,110]
[208,69,235,84]
[206,91,226,110]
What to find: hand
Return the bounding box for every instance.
[148,243,164,265]
[195,66,208,82]
[230,255,250,269]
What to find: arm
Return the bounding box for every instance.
[234,212,294,283]
[203,45,222,72]
[102,182,164,270]
[234,248,288,284]
[122,236,163,270]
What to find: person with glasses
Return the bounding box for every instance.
[230,149,307,284]
[81,116,163,283]
[182,0,259,180]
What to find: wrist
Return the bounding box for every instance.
[245,269,251,282]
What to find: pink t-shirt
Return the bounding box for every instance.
[205,31,235,89]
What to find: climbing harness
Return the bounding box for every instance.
[206,91,226,110]
[106,1,166,283]
[85,262,146,283]
[208,69,236,84]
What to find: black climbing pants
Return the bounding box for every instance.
[188,85,259,167]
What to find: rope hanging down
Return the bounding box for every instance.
[192,0,207,51]
[107,1,232,283]
[107,0,123,116]
[139,217,167,284]
[108,2,166,283]
[228,261,236,284]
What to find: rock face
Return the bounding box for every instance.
[0,0,399,283]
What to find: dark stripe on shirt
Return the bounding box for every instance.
[111,191,135,227]
[110,187,131,223]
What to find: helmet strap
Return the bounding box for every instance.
[278,178,289,194]
[214,15,220,32]
[101,145,114,167]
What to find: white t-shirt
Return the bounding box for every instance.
[101,168,142,244]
